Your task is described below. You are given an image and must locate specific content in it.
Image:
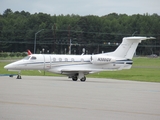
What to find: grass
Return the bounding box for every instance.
[88,57,160,82]
[88,68,160,82]
[0,56,23,60]
[0,62,62,77]
[0,57,160,82]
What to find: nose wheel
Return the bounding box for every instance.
[17,71,22,79]
[17,74,22,79]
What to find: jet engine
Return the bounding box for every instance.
[90,55,116,65]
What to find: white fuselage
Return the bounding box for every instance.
[4,54,132,75]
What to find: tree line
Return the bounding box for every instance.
[0,9,160,55]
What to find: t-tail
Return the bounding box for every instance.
[107,36,155,59]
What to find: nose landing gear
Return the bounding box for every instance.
[17,71,22,79]
[17,74,21,79]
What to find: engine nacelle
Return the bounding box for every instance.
[90,55,116,65]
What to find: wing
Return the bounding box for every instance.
[61,68,102,75]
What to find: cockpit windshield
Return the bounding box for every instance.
[23,56,31,60]
[22,56,37,60]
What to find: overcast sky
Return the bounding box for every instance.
[0,0,160,16]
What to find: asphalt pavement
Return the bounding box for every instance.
[0,76,160,120]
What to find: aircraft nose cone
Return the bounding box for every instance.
[4,62,21,71]
[4,63,15,70]
[4,64,10,69]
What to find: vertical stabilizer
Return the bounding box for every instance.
[109,37,155,59]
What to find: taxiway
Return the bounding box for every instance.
[0,76,160,120]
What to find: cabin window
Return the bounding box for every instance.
[71,58,74,62]
[59,58,62,61]
[30,56,36,60]
[53,58,56,62]
[81,58,84,62]
[65,58,68,61]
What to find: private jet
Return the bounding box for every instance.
[4,36,155,82]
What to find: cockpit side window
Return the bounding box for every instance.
[23,56,31,60]
[30,56,37,60]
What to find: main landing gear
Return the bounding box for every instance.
[72,76,78,81]
[80,76,86,82]
[71,75,86,82]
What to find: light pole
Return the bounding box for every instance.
[69,39,72,54]
[42,48,45,54]
[34,29,44,54]
[82,48,85,54]
[132,31,137,36]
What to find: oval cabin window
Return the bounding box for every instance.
[81,58,84,62]
[59,58,62,61]
[53,58,56,62]
[65,58,68,61]
[71,58,74,62]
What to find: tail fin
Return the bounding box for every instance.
[27,50,32,55]
[109,37,155,59]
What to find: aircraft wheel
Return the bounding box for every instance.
[17,75,22,79]
[72,76,78,81]
[80,76,86,82]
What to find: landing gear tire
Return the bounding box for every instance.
[17,74,22,79]
[80,76,86,82]
[72,76,78,81]
[16,71,22,79]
